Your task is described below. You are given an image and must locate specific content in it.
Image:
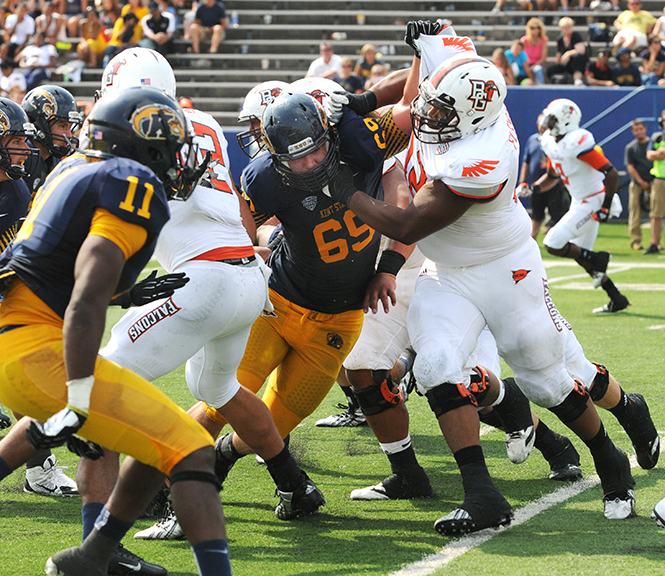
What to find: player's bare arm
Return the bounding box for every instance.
[330,164,474,245]
[64,235,125,379]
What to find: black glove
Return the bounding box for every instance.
[592,206,610,222]
[26,408,88,451]
[323,163,358,206]
[405,20,443,58]
[67,435,105,460]
[112,270,189,308]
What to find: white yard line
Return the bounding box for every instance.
[388,455,640,576]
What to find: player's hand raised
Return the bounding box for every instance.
[322,162,358,206]
[405,20,443,58]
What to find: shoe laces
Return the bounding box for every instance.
[156,502,178,527]
[115,543,140,562]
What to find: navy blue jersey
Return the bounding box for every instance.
[8,154,170,318]
[0,179,32,253]
[23,141,62,195]
[243,154,384,314]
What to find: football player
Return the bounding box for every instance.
[533,98,630,314]
[0,97,38,431]
[183,86,413,499]
[323,24,638,531]
[22,84,83,195]
[0,87,232,576]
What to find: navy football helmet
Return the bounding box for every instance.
[261,92,340,193]
[22,85,83,157]
[0,98,39,180]
[84,86,201,200]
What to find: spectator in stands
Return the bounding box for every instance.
[521,18,548,84]
[61,0,88,40]
[101,10,139,66]
[120,0,149,42]
[35,0,67,48]
[17,30,57,90]
[491,47,515,85]
[639,35,665,85]
[76,6,106,67]
[364,62,388,89]
[505,39,535,85]
[624,118,652,250]
[547,17,588,85]
[0,0,19,30]
[612,0,656,54]
[98,0,120,30]
[190,0,226,54]
[586,48,616,86]
[652,7,665,48]
[354,43,383,80]
[3,2,36,58]
[612,46,642,85]
[491,0,530,13]
[332,57,364,93]
[182,0,199,41]
[305,41,342,79]
[0,57,25,102]
[138,0,175,55]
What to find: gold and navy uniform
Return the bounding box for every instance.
[0,154,213,474]
[212,108,387,436]
[23,141,61,195]
[0,179,31,253]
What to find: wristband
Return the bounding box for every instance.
[376,250,406,276]
[532,184,541,195]
[66,375,95,414]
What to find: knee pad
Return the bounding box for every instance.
[548,380,589,423]
[170,470,222,492]
[352,370,404,416]
[425,382,476,419]
[468,365,491,405]
[588,362,609,402]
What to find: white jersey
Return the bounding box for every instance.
[154,108,253,272]
[540,128,605,201]
[408,107,531,268]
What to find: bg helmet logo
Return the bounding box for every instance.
[29,89,57,118]
[0,110,10,136]
[259,87,283,106]
[104,58,126,88]
[467,79,500,112]
[131,105,185,144]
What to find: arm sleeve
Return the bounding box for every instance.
[577,148,610,171]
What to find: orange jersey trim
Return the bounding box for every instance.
[190,246,256,261]
[447,179,507,200]
[577,148,609,171]
[89,208,148,261]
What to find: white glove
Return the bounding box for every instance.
[516,183,533,198]
[325,92,349,124]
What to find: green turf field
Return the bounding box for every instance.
[1,222,664,576]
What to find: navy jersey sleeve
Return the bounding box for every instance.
[0,179,31,252]
[337,108,386,174]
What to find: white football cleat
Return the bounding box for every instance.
[603,490,636,520]
[24,455,79,497]
[134,506,185,540]
[505,425,535,464]
[652,496,665,527]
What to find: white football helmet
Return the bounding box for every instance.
[237,80,289,158]
[541,98,582,138]
[410,54,506,144]
[99,47,176,99]
[289,77,344,112]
